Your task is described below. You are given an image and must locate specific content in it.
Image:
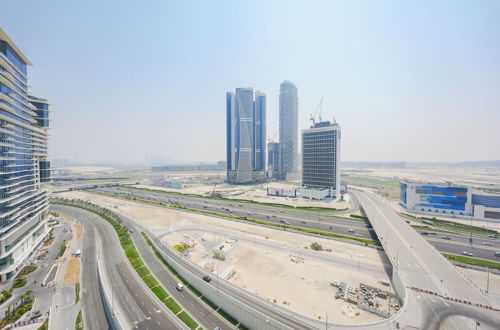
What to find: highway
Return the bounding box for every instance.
[52,205,184,330]
[354,190,500,330]
[127,223,236,330]
[92,186,500,262]
[114,209,316,330]
[79,211,108,329]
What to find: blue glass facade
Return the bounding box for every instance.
[0,29,50,282]
[226,88,266,183]
[400,182,407,204]
[472,194,500,208]
[415,185,468,211]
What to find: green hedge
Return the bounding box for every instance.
[151,286,169,301]
[177,311,199,329]
[443,253,500,270]
[164,297,182,314]
[142,274,159,288]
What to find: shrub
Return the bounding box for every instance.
[310,242,323,251]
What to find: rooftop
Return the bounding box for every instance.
[0,28,33,66]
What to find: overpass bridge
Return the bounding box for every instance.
[353,190,500,330]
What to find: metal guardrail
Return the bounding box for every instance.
[96,261,121,330]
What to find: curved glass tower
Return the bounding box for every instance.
[0,29,50,282]
[226,88,266,183]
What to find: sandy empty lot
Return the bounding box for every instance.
[60,190,392,324]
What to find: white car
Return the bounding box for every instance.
[483,242,493,246]
[462,251,474,257]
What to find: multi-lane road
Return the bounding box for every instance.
[92,186,500,262]
[53,205,184,330]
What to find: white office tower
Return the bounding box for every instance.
[0,29,51,282]
[301,121,341,200]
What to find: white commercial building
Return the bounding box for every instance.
[400,181,500,221]
[301,121,341,200]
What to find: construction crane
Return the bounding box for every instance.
[310,97,324,126]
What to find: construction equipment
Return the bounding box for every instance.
[310,97,324,125]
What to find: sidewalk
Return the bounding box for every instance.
[49,219,83,330]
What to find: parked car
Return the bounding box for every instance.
[203,276,211,282]
[176,283,184,291]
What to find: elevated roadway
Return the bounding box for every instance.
[353,190,500,329]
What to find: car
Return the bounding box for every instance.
[462,251,474,257]
[495,252,500,257]
[441,236,451,240]
[214,327,222,330]
[421,232,429,236]
[483,242,493,246]
[348,228,354,233]
[203,276,211,282]
[175,283,184,291]
[488,234,497,239]
[355,234,363,237]
[301,221,306,224]
[280,220,290,225]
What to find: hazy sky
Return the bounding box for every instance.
[1,1,499,164]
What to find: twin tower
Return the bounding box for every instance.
[226,81,298,184]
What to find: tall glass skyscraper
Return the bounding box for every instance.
[226,88,266,183]
[278,80,298,180]
[0,29,50,282]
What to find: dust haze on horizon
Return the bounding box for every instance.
[1,0,499,165]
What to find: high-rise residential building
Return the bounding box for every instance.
[278,80,298,180]
[226,88,266,183]
[267,142,280,179]
[0,28,50,282]
[301,121,341,199]
[254,91,266,172]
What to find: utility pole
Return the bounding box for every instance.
[217,264,219,295]
[486,267,490,293]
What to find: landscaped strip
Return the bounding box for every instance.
[0,290,34,328]
[92,191,380,246]
[443,253,500,271]
[126,186,347,212]
[141,231,253,329]
[51,199,200,330]
[75,310,83,330]
[402,213,498,237]
[75,282,80,304]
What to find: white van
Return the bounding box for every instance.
[176,283,184,291]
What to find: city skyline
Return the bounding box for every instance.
[1,1,500,164]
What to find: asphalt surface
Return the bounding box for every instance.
[354,190,500,330]
[114,208,317,330]
[79,210,108,330]
[94,186,500,262]
[127,221,236,330]
[53,205,183,330]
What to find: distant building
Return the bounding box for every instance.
[301,121,341,199]
[0,29,51,282]
[267,142,279,179]
[400,181,500,221]
[226,88,266,183]
[278,81,298,180]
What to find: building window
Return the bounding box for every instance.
[421,208,424,211]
